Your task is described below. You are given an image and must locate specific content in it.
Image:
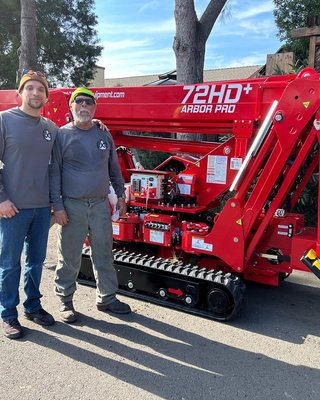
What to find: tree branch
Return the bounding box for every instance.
[200,0,228,41]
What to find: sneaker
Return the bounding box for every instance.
[3,318,23,339]
[59,302,77,324]
[97,299,131,314]
[24,308,55,326]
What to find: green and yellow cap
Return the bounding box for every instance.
[69,87,96,105]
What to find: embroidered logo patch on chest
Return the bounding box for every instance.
[97,139,107,150]
[43,129,52,141]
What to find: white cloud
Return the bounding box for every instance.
[226,54,267,67]
[100,46,175,78]
[138,1,161,13]
[103,39,151,51]
[236,19,277,37]
[99,18,175,36]
[209,1,277,44]
[235,2,273,19]
[205,51,268,71]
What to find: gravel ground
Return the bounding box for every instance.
[1,225,320,400]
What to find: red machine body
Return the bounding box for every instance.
[2,68,320,319]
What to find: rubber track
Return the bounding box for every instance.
[79,249,246,321]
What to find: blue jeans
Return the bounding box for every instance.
[0,207,51,321]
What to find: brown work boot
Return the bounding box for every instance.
[97,299,131,314]
[3,318,23,339]
[59,302,77,323]
[24,308,55,326]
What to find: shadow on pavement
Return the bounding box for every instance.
[25,308,319,400]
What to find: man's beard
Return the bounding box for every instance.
[28,98,45,109]
[74,109,91,123]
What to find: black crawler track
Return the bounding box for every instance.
[78,249,246,321]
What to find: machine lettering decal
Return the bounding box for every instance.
[181,83,252,114]
[95,91,125,99]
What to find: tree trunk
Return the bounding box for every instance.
[19,0,37,77]
[173,0,228,141]
[173,0,204,84]
[173,0,228,84]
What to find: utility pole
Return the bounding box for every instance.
[291,16,320,72]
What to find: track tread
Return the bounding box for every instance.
[79,249,246,321]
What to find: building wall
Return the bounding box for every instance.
[89,66,105,87]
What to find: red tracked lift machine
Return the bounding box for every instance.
[1,68,320,320]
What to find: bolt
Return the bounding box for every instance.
[274,112,283,122]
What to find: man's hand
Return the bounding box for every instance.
[93,119,109,132]
[117,198,127,216]
[0,200,19,218]
[54,210,69,226]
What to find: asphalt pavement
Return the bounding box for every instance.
[1,226,320,400]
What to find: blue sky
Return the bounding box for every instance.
[94,0,282,78]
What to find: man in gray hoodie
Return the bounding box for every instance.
[50,87,131,324]
[0,70,57,339]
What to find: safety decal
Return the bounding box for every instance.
[230,157,242,170]
[112,222,120,236]
[206,155,227,184]
[192,237,213,252]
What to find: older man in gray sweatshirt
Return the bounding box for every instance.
[50,87,131,323]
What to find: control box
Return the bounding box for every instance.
[130,170,171,201]
[143,213,177,247]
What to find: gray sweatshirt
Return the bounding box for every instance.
[49,123,125,212]
[0,107,57,208]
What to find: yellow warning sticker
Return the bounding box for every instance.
[306,248,317,260]
[313,260,320,270]
[236,219,242,225]
[303,102,310,108]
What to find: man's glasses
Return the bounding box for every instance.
[74,97,96,106]
[22,68,46,77]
